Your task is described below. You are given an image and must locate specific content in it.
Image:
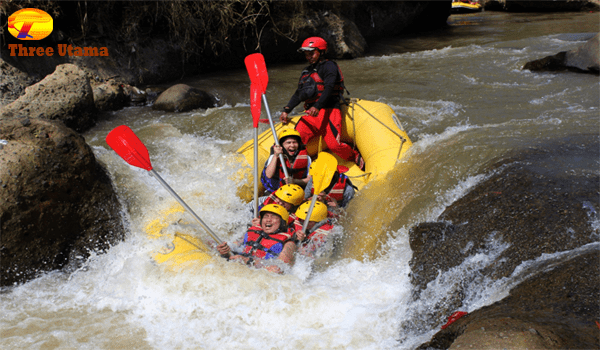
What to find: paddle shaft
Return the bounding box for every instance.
[253,128,259,218]
[261,94,290,179]
[301,195,319,234]
[150,169,223,244]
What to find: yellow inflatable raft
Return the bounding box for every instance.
[145,99,412,270]
[145,204,214,269]
[235,99,412,201]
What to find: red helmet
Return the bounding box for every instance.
[298,37,327,52]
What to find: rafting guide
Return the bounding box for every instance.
[280,37,365,171]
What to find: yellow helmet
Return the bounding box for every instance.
[278,128,302,144]
[274,184,305,206]
[260,204,289,223]
[295,201,328,222]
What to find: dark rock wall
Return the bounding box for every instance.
[410,135,600,349]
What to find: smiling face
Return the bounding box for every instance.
[304,49,321,65]
[281,137,299,155]
[261,212,282,234]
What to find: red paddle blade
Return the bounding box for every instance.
[244,53,268,94]
[250,83,262,128]
[106,125,153,171]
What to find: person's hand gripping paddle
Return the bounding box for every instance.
[244,53,290,201]
[302,152,337,235]
[106,125,223,246]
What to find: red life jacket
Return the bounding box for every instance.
[298,60,345,110]
[293,219,334,242]
[243,226,293,260]
[277,148,310,186]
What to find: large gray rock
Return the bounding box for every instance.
[152,83,218,112]
[0,64,98,132]
[0,117,125,287]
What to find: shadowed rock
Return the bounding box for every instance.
[152,84,218,112]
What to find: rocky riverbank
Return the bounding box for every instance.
[411,135,599,349]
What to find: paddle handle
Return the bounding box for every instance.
[262,94,290,179]
[150,169,223,244]
[301,196,319,234]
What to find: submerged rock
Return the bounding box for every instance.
[0,118,125,287]
[523,33,599,74]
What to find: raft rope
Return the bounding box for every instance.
[174,232,210,252]
[350,98,407,161]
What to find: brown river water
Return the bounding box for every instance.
[2,11,598,350]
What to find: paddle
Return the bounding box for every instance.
[106,125,223,245]
[244,53,290,179]
[302,152,338,234]
[249,82,261,217]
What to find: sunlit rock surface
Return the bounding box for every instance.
[0,64,97,133]
[0,117,125,287]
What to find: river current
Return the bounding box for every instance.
[2,11,598,350]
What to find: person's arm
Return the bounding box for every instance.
[290,177,309,187]
[217,236,245,258]
[216,242,230,257]
[277,241,297,264]
[264,149,282,179]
